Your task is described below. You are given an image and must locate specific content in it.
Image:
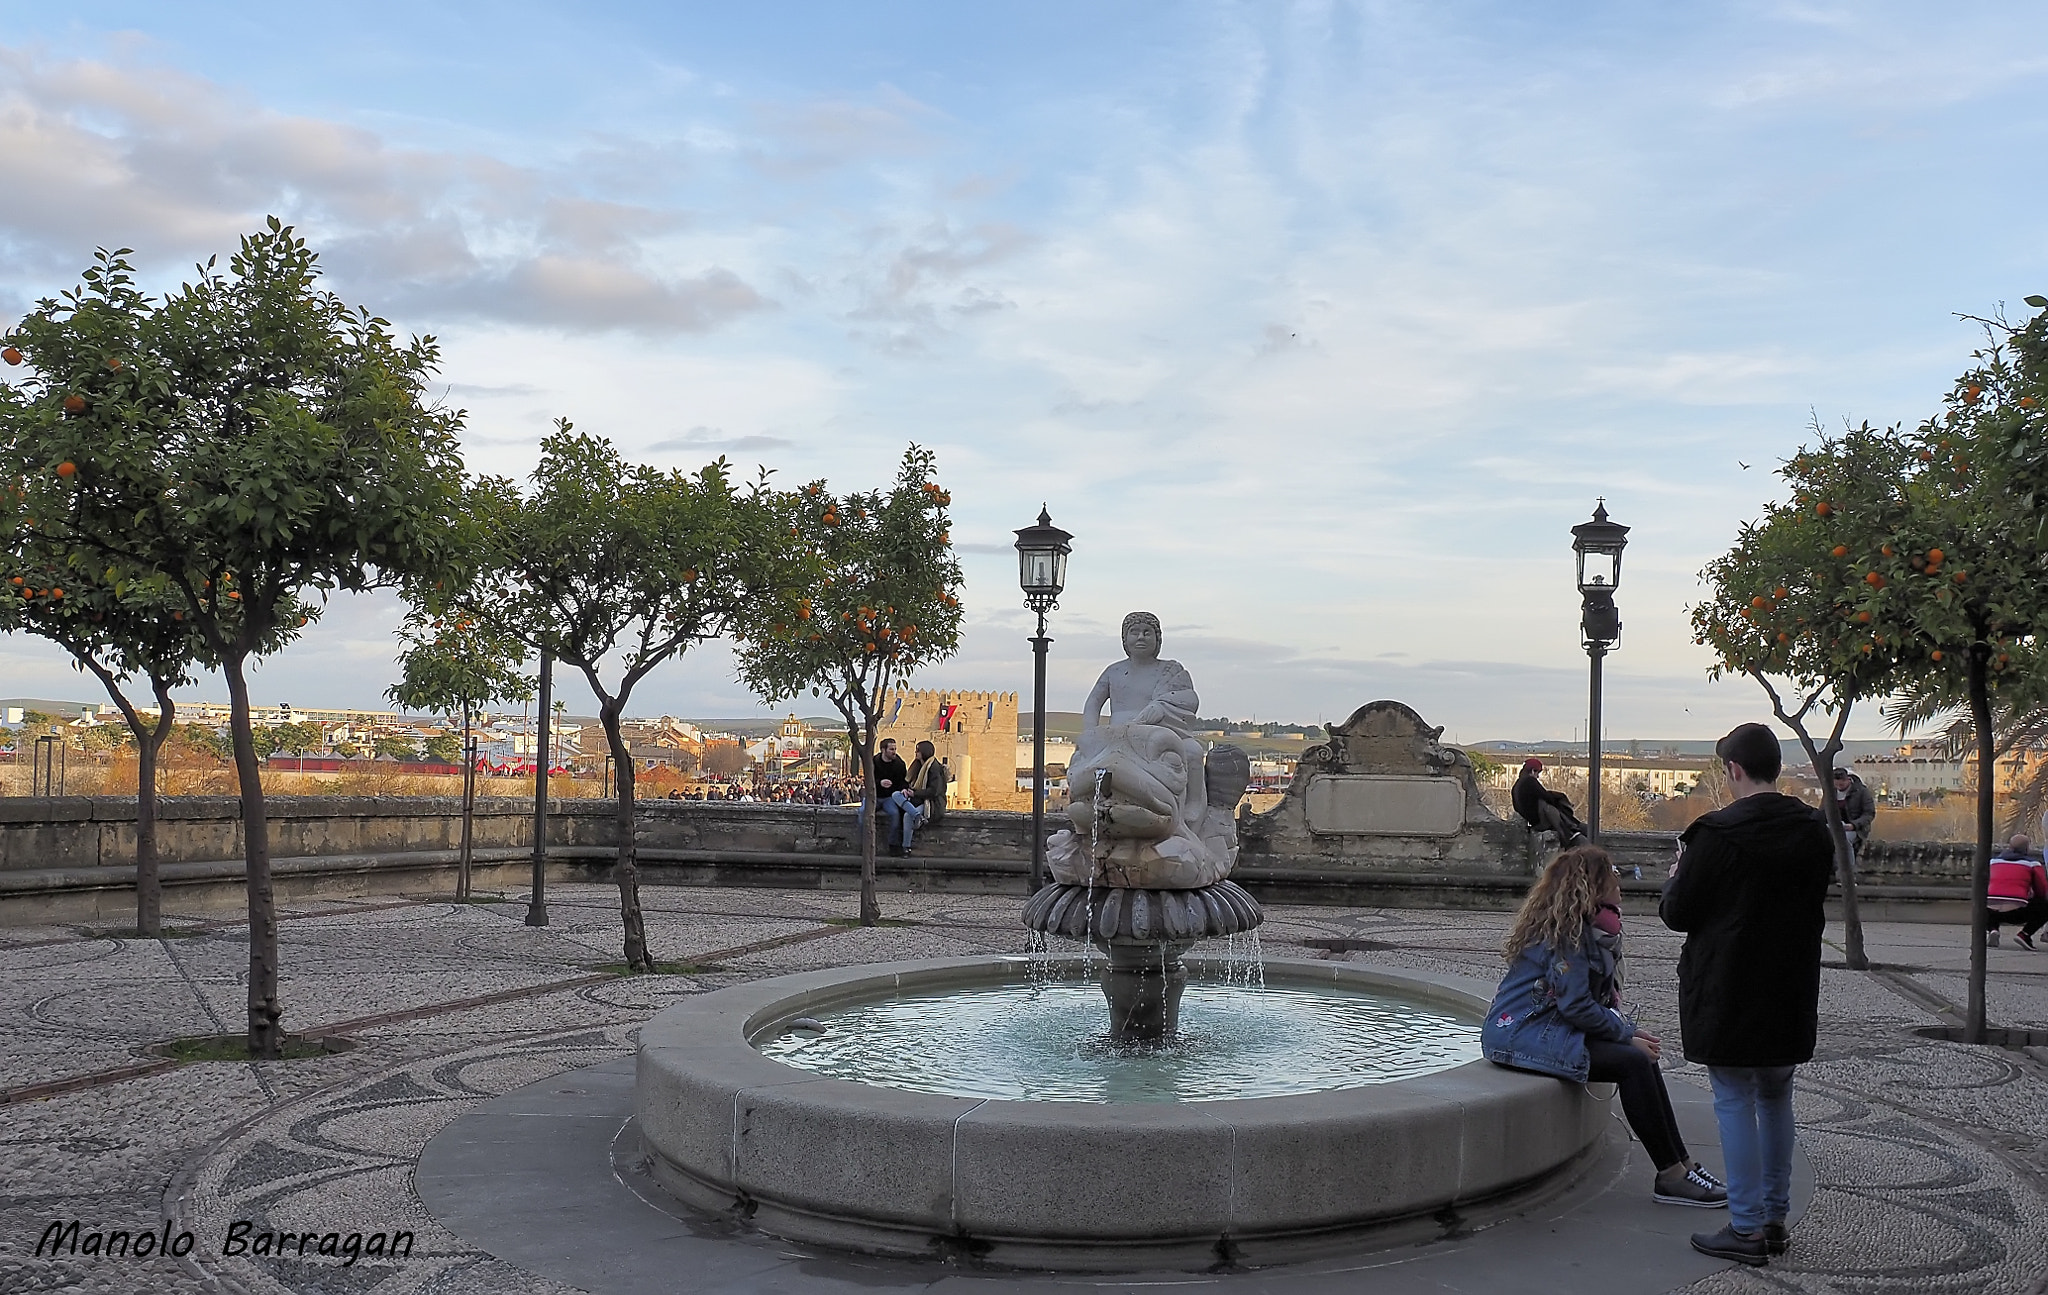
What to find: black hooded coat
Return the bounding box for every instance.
[1660,792,1834,1066]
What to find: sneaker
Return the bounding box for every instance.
[1691,1225,1769,1266]
[1655,1163,1729,1208]
[1688,1161,1727,1193]
[2019,932,2037,951]
[1763,1221,1789,1256]
[1989,930,2001,948]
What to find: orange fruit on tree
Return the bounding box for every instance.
[1,346,20,365]
[1964,384,1982,404]
[106,357,121,370]
[1751,595,1766,608]
[1880,544,1894,557]
[1815,502,1832,516]
[55,461,75,478]
[1918,449,1933,461]
[1857,611,1872,623]
[1831,545,1848,557]
[2021,396,2037,408]
[62,394,85,414]
[1932,650,1943,662]
[1864,571,1884,587]
[1953,570,1967,583]
[1774,587,1788,599]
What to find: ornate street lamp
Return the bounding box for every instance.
[526,650,552,927]
[1015,506,1072,893]
[1571,500,1629,841]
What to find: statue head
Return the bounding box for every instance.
[1121,611,1162,660]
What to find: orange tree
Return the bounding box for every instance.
[1860,299,2048,1038]
[734,447,963,926]
[386,608,533,900]
[1692,419,1919,970]
[0,542,206,936]
[0,225,466,1056]
[451,424,799,970]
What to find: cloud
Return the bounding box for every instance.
[646,425,797,455]
[0,47,763,336]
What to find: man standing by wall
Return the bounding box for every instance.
[1833,766,1876,862]
[1661,723,1834,1266]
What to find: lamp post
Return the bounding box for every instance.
[526,650,552,927]
[1570,500,1629,842]
[1014,506,1072,894]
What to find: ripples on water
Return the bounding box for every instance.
[754,975,1481,1103]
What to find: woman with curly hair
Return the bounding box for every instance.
[1482,843,1726,1208]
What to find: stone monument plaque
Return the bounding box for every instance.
[1304,774,1465,837]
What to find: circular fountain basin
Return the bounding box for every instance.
[634,956,1609,1271]
[756,970,1481,1101]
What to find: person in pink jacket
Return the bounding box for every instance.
[1986,835,2048,950]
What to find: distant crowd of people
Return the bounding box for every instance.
[666,779,853,805]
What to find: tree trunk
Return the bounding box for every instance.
[1967,643,1995,1043]
[74,655,174,937]
[1756,670,1868,970]
[135,727,162,938]
[225,653,283,1058]
[857,735,879,927]
[133,684,177,940]
[604,703,651,971]
[457,702,474,902]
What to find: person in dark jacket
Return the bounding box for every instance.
[1483,844,1726,1208]
[1511,758,1587,845]
[1661,722,1832,1267]
[869,738,913,854]
[1831,767,1875,857]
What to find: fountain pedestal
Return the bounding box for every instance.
[1097,939,1194,1040]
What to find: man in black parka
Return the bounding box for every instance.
[1661,723,1832,1268]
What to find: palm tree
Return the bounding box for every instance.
[1883,657,2048,839]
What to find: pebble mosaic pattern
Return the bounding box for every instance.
[2,884,2046,1292]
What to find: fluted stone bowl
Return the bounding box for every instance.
[1021,879,1264,943]
[633,956,1610,1271]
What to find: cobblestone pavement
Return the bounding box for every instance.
[2,884,2045,1293]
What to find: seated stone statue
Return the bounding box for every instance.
[1046,612,1248,889]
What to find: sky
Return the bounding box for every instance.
[1,2,2045,742]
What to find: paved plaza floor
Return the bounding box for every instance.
[2,883,2045,1293]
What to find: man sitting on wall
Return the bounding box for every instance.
[1512,758,1587,847]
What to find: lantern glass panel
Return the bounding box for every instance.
[1020,549,1061,594]
[1576,546,1623,593]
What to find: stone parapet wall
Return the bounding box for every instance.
[630,800,1035,858]
[0,796,614,873]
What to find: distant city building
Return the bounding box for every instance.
[1,698,111,724]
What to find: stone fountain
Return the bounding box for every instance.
[1019,610,1264,1040]
[629,620,1611,1268]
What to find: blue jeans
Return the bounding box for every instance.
[878,792,921,849]
[1708,1065,1796,1233]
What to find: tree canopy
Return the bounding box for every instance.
[735,445,964,925]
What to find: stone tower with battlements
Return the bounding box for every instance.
[872,687,1025,811]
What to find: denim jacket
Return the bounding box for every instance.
[1479,926,1634,1081]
